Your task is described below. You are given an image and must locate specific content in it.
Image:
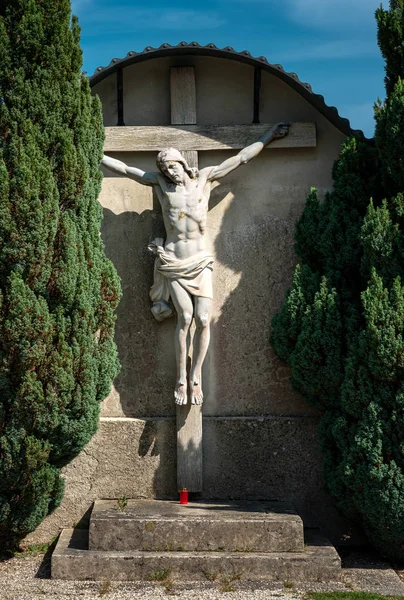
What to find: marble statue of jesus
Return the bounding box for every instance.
[102,122,289,406]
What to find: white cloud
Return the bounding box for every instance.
[233,0,383,30]
[71,0,93,12]
[287,0,381,28]
[277,39,379,62]
[83,9,225,32]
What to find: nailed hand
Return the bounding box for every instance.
[272,122,290,139]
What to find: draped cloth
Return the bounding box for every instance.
[148,239,214,321]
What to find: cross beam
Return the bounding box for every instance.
[104,122,316,153]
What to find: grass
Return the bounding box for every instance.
[147,568,171,582]
[13,536,58,558]
[147,569,177,595]
[162,578,178,595]
[99,580,112,596]
[219,577,237,593]
[116,495,127,512]
[284,580,295,592]
[219,572,243,593]
[306,593,404,600]
[202,568,220,581]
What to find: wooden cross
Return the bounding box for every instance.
[170,66,201,494]
[104,67,317,493]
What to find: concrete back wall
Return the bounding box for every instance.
[27,54,358,545]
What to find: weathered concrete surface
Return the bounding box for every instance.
[26,416,359,546]
[5,545,404,599]
[25,417,177,545]
[52,528,341,582]
[120,57,255,126]
[89,500,304,552]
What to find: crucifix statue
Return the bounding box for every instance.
[102,122,289,406]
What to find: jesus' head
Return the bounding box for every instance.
[156,148,198,183]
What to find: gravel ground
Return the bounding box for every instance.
[1,548,404,600]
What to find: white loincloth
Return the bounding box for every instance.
[148,239,213,321]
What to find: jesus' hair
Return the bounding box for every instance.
[156,148,198,179]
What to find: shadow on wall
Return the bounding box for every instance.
[101,207,177,419]
[137,418,177,500]
[101,206,177,499]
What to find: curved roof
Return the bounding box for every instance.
[89,41,364,138]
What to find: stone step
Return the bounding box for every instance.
[52,528,341,582]
[89,499,304,553]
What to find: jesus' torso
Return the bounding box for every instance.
[155,170,212,261]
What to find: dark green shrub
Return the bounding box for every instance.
[0,0,121,546]
[271,0,404,560]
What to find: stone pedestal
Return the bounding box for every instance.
[89,499,304,552]
[52,500,341,582]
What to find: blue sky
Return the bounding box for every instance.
[71,0,386,138]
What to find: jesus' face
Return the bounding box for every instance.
[161,160,185,184]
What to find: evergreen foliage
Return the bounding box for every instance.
[0,0,121,546]
[271,0,404,559]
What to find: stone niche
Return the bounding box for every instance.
[27,45,359,545]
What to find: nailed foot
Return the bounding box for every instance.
[191,380,203,405]
[174,381,187,405]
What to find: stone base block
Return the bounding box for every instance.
[52,528,341,582]
[27,416,362,547]
[89,499,304,552]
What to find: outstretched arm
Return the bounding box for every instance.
[101,154,158,186]
[207,122,289,182]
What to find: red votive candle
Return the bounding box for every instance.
[179,489,188,504]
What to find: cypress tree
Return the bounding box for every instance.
[0,0,121,546]
[271,0,404,559]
